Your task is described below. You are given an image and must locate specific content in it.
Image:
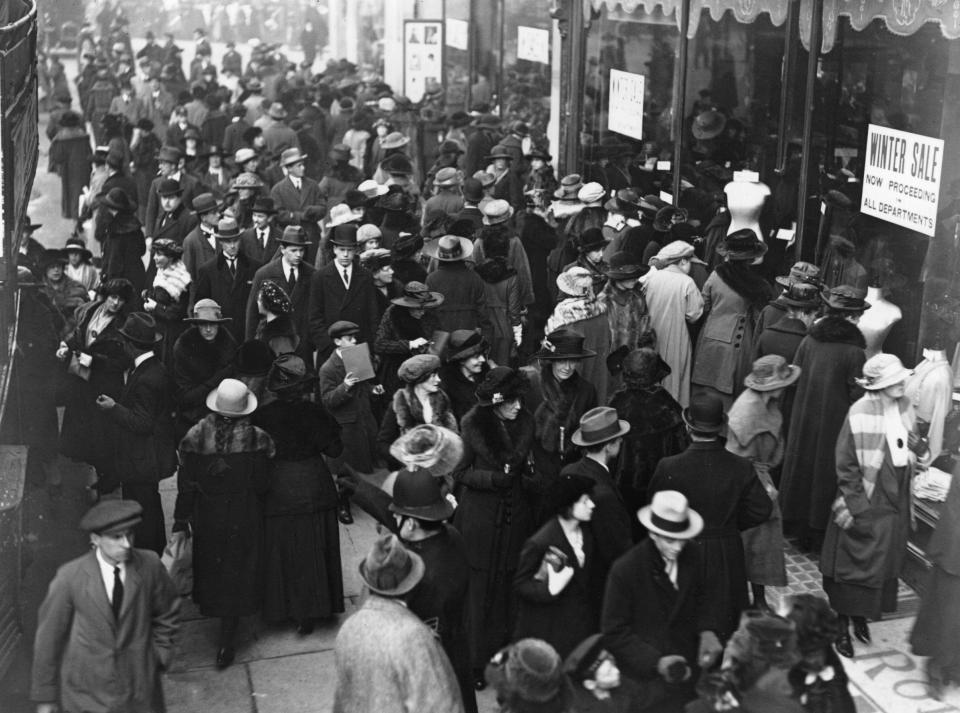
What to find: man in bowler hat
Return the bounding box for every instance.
[31,500,180,713]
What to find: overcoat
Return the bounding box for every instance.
[426,262,492,334]
[99,212,148,292]
[779,316,865,532]
[192,252,258,343]
[239,224,283,266]
[246,258,315,360]
[30,549,180,713]
[171,326,237,439]
[318,350,380,473]
[475,259,522,366]
[307,261,379,358]
[145,173,201,239]
[149,203,199,246]
[373,303,443,397]
[180,226,217,280]
[648,440,773,637]
[49,126,93,219]
[270,175,326,256]
[753,315,807,362]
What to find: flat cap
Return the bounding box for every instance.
[79,500,143,534]
[328,320,360,339]
[655,240,695,264]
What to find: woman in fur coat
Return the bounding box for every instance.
[142,238,191,364]
[454,366,536,688]
[373,281,444,398]
[378,354,458,467]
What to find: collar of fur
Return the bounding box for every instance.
[393,386,454,431]
[461,403,535,469]
[179,412,276,456]
[176,324,237,360]
[259,312,296,340]
[153,260,192,301]
[475,257,516,283]
[808,315,866,348]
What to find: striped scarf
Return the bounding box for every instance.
[847,392,914,497]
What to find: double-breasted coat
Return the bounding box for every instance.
[48,125,93,219]
[246,258,315,361]
[307,261,379,359]
[31,549,180,713]
[270,175,326,258]
[192,252,258,344]
[144,173,201,239]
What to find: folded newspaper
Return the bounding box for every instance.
[913,467,953,502]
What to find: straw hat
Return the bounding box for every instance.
[856,353,913,391]
[743,355,801,392]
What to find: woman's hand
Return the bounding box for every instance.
[546,564,574,595]
[408,337,428,350]
[56,343,69,361]
[143,298,157,311]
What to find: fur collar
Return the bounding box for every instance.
[176,325,237,363]
[392,387,457,431]
[461,404,535,469]
[808,315,866,348]
[259,312,297,341]
[475,257,516,284]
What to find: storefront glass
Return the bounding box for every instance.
[470,0,503,111]
[444,0,471,113]
[502,0,553,145]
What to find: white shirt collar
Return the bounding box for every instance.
[95,547,126,600]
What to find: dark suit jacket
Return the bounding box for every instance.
[269,175,326,255]
[307,262,379,357]
[245,258,315,358]
[149,203,198,246]
[107,355,177,485]
[144,172,201,238]
[239,224,283,266]
[30,549,179,712]
[192,252,258,343]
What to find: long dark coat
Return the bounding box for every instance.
[779,317,865,532]
[753,315,807,362]
[246,258,316,361]
[373,303,443,397]
[239,225,283,266]
[513,517,600,658]
[270,175,326,258]
[425,262,492,334]
[648,440,773,638]
[439,362,490,424]
[171,326,237,440]
[453,403,535,667]
[192,252,258,344]
[307,261,379,359]
[48,126,93,219]
[175,414,275,617]
[145,172,201,239]
[30,550,179,713]
[98,211,147,292]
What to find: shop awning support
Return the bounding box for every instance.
[794,0,823,262]
[775,0,799,173]
[558,0,588,175]
[671,0,691,203]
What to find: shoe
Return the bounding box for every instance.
[216,646,235,669]
[473,673,487,691]
[852,618,871,644]
[296,620,314,636]
[835,632,854,659]
[927,668,946,701]
[337,502,354,525]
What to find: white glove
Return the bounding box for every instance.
[512,324,522,346]
[546,565,574,596]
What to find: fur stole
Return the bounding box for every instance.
[715,262,774,310]
[153,260,192,301]
[393,387,458,432]
[808,315,867,348]
[174,326,237,373]
[546,296,606,333]
[475,257,516,284]
[461,404,535,471]
[179,413,276,457]
[599,282,652,349]
[386,303,438,341]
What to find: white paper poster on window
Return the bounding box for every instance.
[517,26,549,64]
[445,18,468,51]
[607,69,645,141]
[860,124,943,237]
[404,20,443,103]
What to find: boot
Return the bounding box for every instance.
[337,488,354,525]
[852,616,871,644]
[835,615,853,658]
[216,616,239,668]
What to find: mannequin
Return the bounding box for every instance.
[858,284,901,359]
[907,347,954,461]
[725,180,770,249]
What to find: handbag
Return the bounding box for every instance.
[67,352,91,381]
[161,534,194,595]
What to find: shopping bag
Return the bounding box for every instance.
[161,534,194,595]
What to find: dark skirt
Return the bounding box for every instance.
[910,566,960,676]
[822,575,899,620]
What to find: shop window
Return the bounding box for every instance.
[501,0,553,147]
[444,0,471,113]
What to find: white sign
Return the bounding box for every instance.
[608,69,645,141]
[860,124,943,237]
[733,170,760,183]
[404,21,443,103]
[445,18,468,51]
[517,26,550,64]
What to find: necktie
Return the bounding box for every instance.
[342,268,350,289]
[664,559,678,589]
[227,259,236,278]
[112,566,124,618]
[260,230,268,249]
[288,268,297,291]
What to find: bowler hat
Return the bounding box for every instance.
[185,298,231,324]
[447,330,488,361]
[638,490,704,539]
[462,177,485,203]
[328,320,360,339]
[389,424,465,477]
[329,224,359,248]
[571,406,630,447]
[391,281,444,309]
[279,147,307,167]
[744,355,801,392]
[215,217,242,240]
[250,196,277,215]
[117,312,163,345]
[206,378,258,416]
[482,199,514,226]
[358,534,425,596]
[190,192,220,216]
[278,225,309,247]
[682,392,726,433]
[267,353,318,392]
[533,328,596,361]
[389,466,455,521]
[157,179,183,197]
[604,251,649,281]
[398,354,442,384]
[79,499,143,534]
[820,285,869,312]
[424,235,474,262]
[716,229,768,261]
[475,366,528,406]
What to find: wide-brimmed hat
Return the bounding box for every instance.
[389,424,464,477]
[267,353,317,392]
[279,147,307,167]
[250,196,277,215]
[117,312,163,346]
[856,353,913,391]
[152,238,183,258]
[191,192,220,216]
[553,173,584,201]
[555,266,595,297]
[692,110,727,140]
[576,228,607,254]
[327,203,362,227]
[577,182,606,205]
[358,534,425,596]
[821,285,870,312]
[716,229,768,261]
[393,232,424,259]
[380,131,410,150]
[377,188,413,212]
[267,102,287,119]
[482,199,514,226]
[379,153,414,175]
[231,172,264,189]
[424,235,474,262]
[391,281,444,309]
[487,144,514,161]
[604,251,649,281]
[447,329,488,361]
[604,188,642,215]
[433,167,462,187]
[157,178,183,197]
[779,282,821,310]
[476,366,528,406]
[358,179,390,199]
[39,249,68,271]
[571,406,630,447]
[206,378,257,416]
[744,355,801,392]
[185,298,231,324]
[79,499,143,535]
[389,466,455,521]
[278,225,309,247]
[638,490,704,539]
[774,261,821,289]
[534,328,596,361]
[63,237,93,261]
[682,392,727,433]
[486,639,569,708]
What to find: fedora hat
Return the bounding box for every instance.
[571,406,630,447]
[482,199,514,226]
[157,178,183,197]
[553,173,584,201]
[379,153,414,176]
[278,225,309,247]
[638,490,704,539]
[716,229,768,261]
[100,187,136,212]
[447,329,488,361]
[744,355,801,392]
[691,109,727,140]
[329,224,359,248]
[185,298,231,324]
[380,131,410,150]
[604,251,649,281]
[190,192,220,216]
[821,285,870,312]
[433,167,462,187]
[389,424,465,477]
[358,534,425,596]
[424,235,474,262]
[267,102,287,119]
[487,144,514,161]
[779,282,821,310]
[534,328,596,361]
[389,466,455,521]
[775,261,821,289]
[279,147,307,167]
[63,237,93,262]
[267,353,318,392]
[856,353,913,391]
[682,392,727,433]
[215,217,242,240]
[250,196,277,215]
[117,312,163,346]
[206,378,258,416]
[555,266,595,297]
[604,188,642,215]
[157,145,183,164]
[391,281,444,309]
[231,172,264,189]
